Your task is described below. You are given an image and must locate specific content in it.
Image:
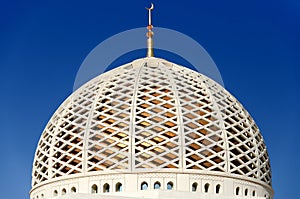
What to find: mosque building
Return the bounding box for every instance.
[30,4,273,199]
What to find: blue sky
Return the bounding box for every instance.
[0,0,299,198]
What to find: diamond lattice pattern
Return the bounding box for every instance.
[32,58,271,187]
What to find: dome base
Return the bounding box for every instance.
[30,173,273,199]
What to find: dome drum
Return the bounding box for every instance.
[30,172,273,199]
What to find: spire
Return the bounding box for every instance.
[146,3,154,57]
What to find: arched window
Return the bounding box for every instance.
[37,196,39,199]
[245,188,248,196]
[41,194,44,198]
[116,182,123,192]
[192,182,198,192]
[154,181,161,189]
[103,183,110,193]
[216,184,221,194]
[62,188,66,195]
[235,187,240,196]
[71,187,76,193]
[252,190,256,196]
[204,183,210,193]
[167,182,173,190]
[141,182,148,190]
[53,190,58,197]
[91,184,98,194]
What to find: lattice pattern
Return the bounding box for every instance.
[133,62,180,170]
[86,65,138,171]
[32,58,271,187]
[172,68,226,172]
[32,80,101,185]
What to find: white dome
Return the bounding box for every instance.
[31,57,272,198]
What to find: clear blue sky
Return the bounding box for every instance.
[0,1,299,198]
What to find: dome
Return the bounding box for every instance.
[31,57,273,199]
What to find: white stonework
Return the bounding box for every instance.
[31,57,273,199]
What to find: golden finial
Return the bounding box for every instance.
[146,3,154,57]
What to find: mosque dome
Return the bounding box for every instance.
[31,57,273,199]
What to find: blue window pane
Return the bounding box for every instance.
[154,183,161,189]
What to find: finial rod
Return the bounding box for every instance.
[146,3,154,57]
[147,3,154,25]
